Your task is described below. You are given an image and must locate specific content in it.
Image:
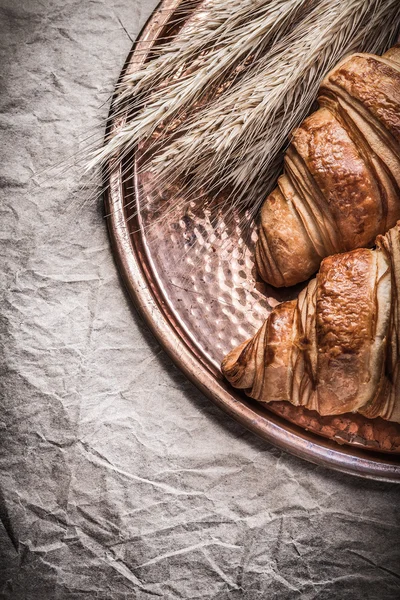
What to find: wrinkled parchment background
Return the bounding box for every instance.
[1,1,400,598]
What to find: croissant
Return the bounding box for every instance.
[256,45,400,287]
[222,222,400,423]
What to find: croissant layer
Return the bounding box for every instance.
[222,223,400,423]
[256,46,400,287]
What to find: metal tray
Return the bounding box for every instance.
[104,0,400,482]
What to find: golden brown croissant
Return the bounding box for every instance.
[256,45,400,287]
[222,222,400,423]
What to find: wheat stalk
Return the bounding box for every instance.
[89,0,310,171]
[151,0,400,216]
[88,0,400,218]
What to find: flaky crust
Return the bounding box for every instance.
[256,46,400,287]
[222,223,399,422]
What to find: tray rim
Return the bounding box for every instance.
[104,0,400,483]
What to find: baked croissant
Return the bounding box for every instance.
[256,45,400,287]
[222,222,400,423]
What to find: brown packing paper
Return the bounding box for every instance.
[0,0,400,598]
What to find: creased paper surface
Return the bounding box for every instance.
[0,0,400,598]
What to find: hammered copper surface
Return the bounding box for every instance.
[105,0,400,479]
[134,170,400,454]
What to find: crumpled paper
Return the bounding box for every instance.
[1,0,400,598]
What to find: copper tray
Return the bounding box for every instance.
[104,0,400,482]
